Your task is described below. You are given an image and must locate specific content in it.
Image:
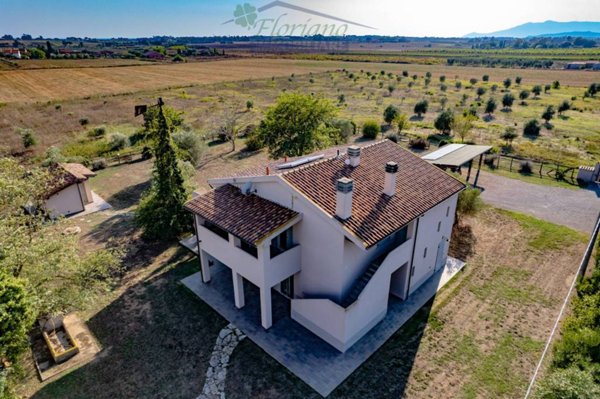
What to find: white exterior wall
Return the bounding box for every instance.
[45,184,84,216]
[79,181,93,204]
[223,179,346,299]
[408,194,458,295]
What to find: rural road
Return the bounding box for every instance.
[478,171,600,234]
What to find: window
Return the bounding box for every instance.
[203,220,229,241]
[423,247,428,258]
[437,221,441,232]
[270,227,294,258]
[446,206,450,217]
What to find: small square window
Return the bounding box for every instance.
[446,206,450,217]
[437,221,441,232]
[423,247,428,258]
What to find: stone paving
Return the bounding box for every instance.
[197,323,246,399]
[182,257,465,397]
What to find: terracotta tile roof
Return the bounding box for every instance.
[45,163,94,198]
[185,184,299,245]
[282,140,465,247]
[61,163,96,180]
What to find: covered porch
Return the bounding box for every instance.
[422,144,492,187]
[183,184,302,329]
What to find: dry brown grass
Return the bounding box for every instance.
[2,58,599,104]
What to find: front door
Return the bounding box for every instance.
[435,237,448,272]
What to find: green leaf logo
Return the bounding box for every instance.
[233,3,257,29]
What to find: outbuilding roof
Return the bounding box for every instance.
[184,184,299,245]
[422,144,492,167]
[282,140,465,248]
[46,163,96,198]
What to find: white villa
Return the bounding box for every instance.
[185,140,465,352]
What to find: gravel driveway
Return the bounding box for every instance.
[477,171,600,234]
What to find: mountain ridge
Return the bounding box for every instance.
[465,20,600,38]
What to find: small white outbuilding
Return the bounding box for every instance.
[45,163,96,217]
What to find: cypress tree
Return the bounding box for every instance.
[136,99,190,239]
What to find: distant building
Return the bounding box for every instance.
[0,48,21,59]
[565,61,586,70]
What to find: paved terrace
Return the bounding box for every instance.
[181,257,465,397]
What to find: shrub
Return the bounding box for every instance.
[484,154,498,169]
[108,133,129,151]
[482,74,489,82]
[519,161,533,174]
[91,158,108,171]
[172,130,205,166]
[552,80,560,89]
[246,100,254,111]
[457,188,482,218]
[502,93,515,108]
[362,120,380,139]
[79,117,89,126]
[409,137,428,150]
[87,125,107,138]
[534,367,600,399]
[558,100,571,115]
[42,146,65,166]
[18,128,37,149]
[515,76,522,84]
[524,119,541,136]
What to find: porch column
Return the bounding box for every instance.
[466,159,473,182]
[473,154,484,187]
[200,249,211,283]
[260,286,272,329]
[232,271,245,308]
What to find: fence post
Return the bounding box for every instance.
[509,157,513,172]
[556,162,560,180]
[539,161,544,178]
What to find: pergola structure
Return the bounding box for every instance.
[422,144,492,187]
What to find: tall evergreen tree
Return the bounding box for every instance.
[136,99,190,239]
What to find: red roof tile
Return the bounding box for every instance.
[185,184,299,245]
[282,140,465,247]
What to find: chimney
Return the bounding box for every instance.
[335,177,353,220]
[383,161,398,196]
[347,145,361,167]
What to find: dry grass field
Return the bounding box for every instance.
[1,58,156,70]
[1,58,600,104]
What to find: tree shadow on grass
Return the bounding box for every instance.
[104,180,151,211]
[31,256,226,399]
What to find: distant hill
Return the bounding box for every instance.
[465,21,600,38]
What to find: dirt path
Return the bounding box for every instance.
[478,171,600,233]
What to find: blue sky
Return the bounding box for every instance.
[1,0,600,38]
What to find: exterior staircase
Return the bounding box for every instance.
[341,256,385,308]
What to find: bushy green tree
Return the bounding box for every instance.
[434,110,454,135]
[258,93,338,158]
[519,90,530,101]
[28,47,46,59]
[136,103,191,239]
[485,98,497,115]
[414,100,428,117]
[503,78,512,89]
[532,85,543,97]
[502,93,515,109]
[143,106,184,137]
[172,130,206,166]
[501,127,518,146]
[524,119,541,136]
[558,100,571,115]
[383,104,399,125]
[542,105,555,123]
[476,87,486,100]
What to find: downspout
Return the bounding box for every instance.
[406,216,421,297]
[194,215,204,281]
